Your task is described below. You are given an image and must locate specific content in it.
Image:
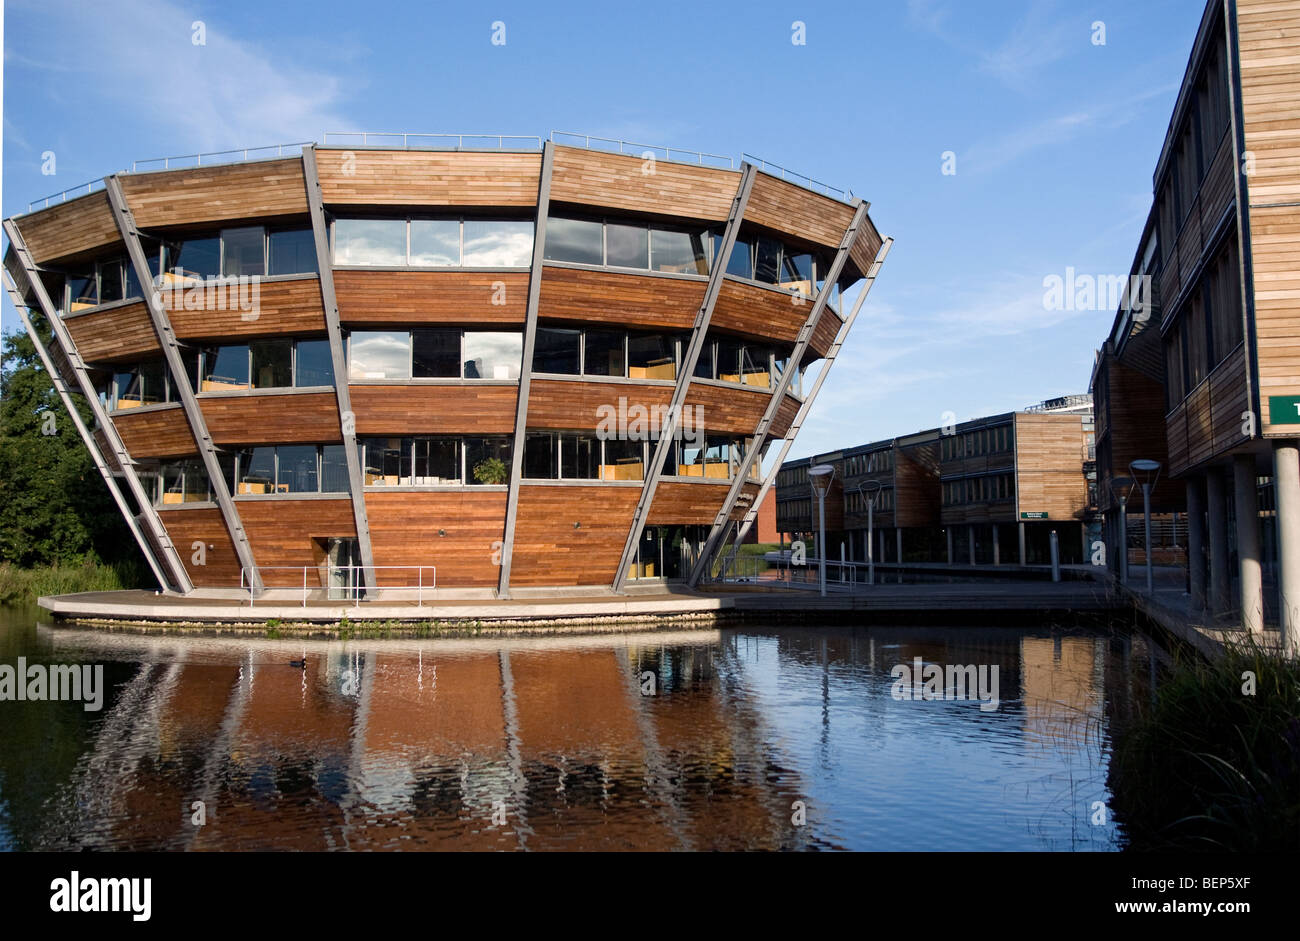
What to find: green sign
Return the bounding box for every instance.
[1021,512,1048,520]
[1268,395,1300,425]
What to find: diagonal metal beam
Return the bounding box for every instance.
[611,163,758,592]
[301,146,376,592]
[103,175,262,592]
[3,268,175,592]
[686,200,871,587]
[723,237,893,553]
[2,222,193,592]
[497,141,556,598]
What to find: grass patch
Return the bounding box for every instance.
[1108,637,1300,851]
[0,558,150,606]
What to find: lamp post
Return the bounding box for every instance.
[1130,459,1162,594]
[858,479,882,586]
[1109,475,1134,585]
[810,464,835,597]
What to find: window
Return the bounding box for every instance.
[466,436,512,485]
[334,219,405,265]
[781,251,813,295]
[463,220,533,267]
[650,229,707,274]
[562,433,601,479]
[361,438,412,486]
[202,345,251,391]
[350,331,412,380]
[294,340,334,387]
[523,432,557,479]
[410,220,461,266]
[545,217,604,265]
[741,345,773,388]
[231,445,349,495]
[693,337,716,379]
[98,260,125,304]
[237,447,277,494]
[167,237,220,281]
[413,328,461,379]
[124,245,162,299]
[716,337,743,383]
[602,437,645,481]
[413,438,459,484]
[605,222,649,269]
[277,445,319,493]
[222,227,265,277]
[159,460,210,505]
[584,329,626,377]
[268,228,318,276]
[755,236,782,284]
[629,333,676,380]
[321,445,350,492]
[464,331,522,379]
[250,339,292,389]
[534,327,581,374]
[721,235,754,279]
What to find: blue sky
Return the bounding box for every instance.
[3,0,1205,459]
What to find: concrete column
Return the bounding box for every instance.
[1274,441,1300,656]
[1018,522,1027,566]
[1186,476,1206,610]
[946,528,953,565]
[896,528,903,565]
[1234,455,1264,636]
[879,529,886,565]
[968,525,976,566]
[1206,467,1231,617]
[993,523,1001,565]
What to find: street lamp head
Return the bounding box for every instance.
[1129,458,1162,488]
[809,463,836,494]
[1110,474,1135,503]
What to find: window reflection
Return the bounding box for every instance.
[349,331,412,380]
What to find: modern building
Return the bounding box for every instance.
[1093,0,1300,645]
[2,138,890,597]
[775,396,1094,565]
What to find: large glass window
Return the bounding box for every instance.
[414,438,460,484]
[237,447,276,494]
[68,274,97,312]
[740,344,773,388]
[545,217,604,266]
[410,220,461,266]
[250,339,292,389]
[781,251,813,295]
[605,222,648,269]
[629,333,676,380]
[463,220,533,266]
[650,229,707,274]
[693,337,715,379]
[160,460,210,504]
[203,345,250,391]
[124,245,162,299]
[755,236,782,284]
[222,227,265,277]
[294,339,334,387]
[716,337,743,383]
[584,329,625,377]
[466,437,512,485]
[413,329,461,378]
[721,235,753,279]
[334,219,405,266]
[524,432,557,479]
[166,237,220,282]
[349,331,412,380]
[98,260,125,304]
[362,438,412,486]
[277,445,319,493]
[464,331,522,379]
[533,327,581,374]
[321,445,350,493]
[602,438,645,481]
[563,433,601,479]
[268,228,318,276]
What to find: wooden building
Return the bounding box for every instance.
[3,139,890,597]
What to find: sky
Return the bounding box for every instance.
[2,0,1207,460]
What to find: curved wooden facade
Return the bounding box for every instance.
[3,142,887,596]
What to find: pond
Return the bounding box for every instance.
[0,605,1161,851]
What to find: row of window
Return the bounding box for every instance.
[545,217,708,274]
[361,436,513,486]
[846,487,894,513]
[1163,238,1243,406]
[66,227,318,313]
[940,425,1013,462]
[333,218,534,268]
[845,450,892,477]
[942,473,1014,506]
[148,445,350,505]
[522,430,758,482]
[348,330,523,381]
[777,465,812,488]
[777,497,812,519]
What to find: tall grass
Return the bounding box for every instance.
[1108,635,1300,851]
[0,558,150,606]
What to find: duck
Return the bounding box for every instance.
[289,655,308,669]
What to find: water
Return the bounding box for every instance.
[0,605,1161,851]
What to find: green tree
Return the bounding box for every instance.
[0,321,131,566]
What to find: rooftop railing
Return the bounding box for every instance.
[20,129,855,214]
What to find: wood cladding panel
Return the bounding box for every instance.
[1238,1,1300,204]
[1185,382,1215,468]
[113,404,196,459]
[712,279,803,346]
[350,384,517,435]
[1200,136,1236,229]
[646,481,729,525]
[1247,204,1300,432]
[894,444,942,529]
[809,308,842,359]
[168,277,326,340]
[201,392,342,446]
[509,485,640,586]
[1209,353,1250,453]
[745,172,855,250]
[335,270,529,325]
[849,216,885,281]
[1013,413,1088,521]
[527,379,671,430]
[237,498,356,586]
[1097,354,1179,511]
[158,507,241,588]
[65,302,160,363]
[538,266,703,330]
[316,149,541,206]
[15,193,120,264]
[684,383,770,436]
[549,146,737,222]
[119,159,308,227]
[365,490,505,588]
[773,394,799,438]
[1166,402,1190,477]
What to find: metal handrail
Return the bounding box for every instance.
[323,131,543,149]
[131,141,313,172]
[741,153,852,201]
[26,177,107,213]
[549,131,734,168]
[240,565,437,608]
